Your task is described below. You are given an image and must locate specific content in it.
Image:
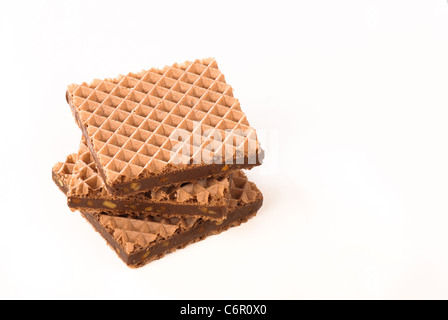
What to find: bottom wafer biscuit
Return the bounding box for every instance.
[55,170,263,267]
[81,198,261,268]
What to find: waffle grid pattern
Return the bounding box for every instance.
[53,154,76,183]
[68,140,106,197]
[229,171,259,209]
[60,139,230,205]
[68,58,261,185]
[99,214,197,254]
[94,170,260,254]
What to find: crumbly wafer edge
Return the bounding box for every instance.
[81,198,262,268]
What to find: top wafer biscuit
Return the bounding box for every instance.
[67,58,264,195]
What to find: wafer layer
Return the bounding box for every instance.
[80,171,263,268]
[52,139,232,220]
[67,58,264,195]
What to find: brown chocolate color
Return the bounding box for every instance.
[81,198,262,268]
[52,165,231,220]
[53,165,263,268]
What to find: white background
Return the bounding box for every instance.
[0,0,447,300]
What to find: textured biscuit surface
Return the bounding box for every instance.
[91,170,262,256]
[59,139,230,205]
[67,58,262,192]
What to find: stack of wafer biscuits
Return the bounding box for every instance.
[53,58,264,268]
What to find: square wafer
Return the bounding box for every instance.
[79,170,263,268]
[67,58,264,196]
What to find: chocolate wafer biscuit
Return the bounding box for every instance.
[80,171,263,268]
[67,58,264,196]
[52,139,232,220]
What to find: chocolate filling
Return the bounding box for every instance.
[69,197,228,220]
[52,170,230,220]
